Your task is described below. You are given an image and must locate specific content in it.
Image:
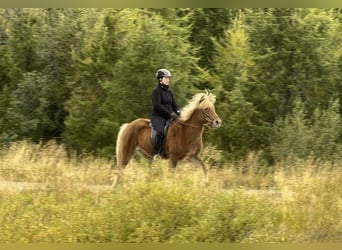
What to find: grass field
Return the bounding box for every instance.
[0,141,341,243]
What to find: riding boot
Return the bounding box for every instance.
[153,131,164,156]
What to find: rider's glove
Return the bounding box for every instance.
[170,112,179,120]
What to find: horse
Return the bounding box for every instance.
[112,92,222,186]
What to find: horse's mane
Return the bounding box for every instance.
[179,92,216,122]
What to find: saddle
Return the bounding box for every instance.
[150,121,171,146]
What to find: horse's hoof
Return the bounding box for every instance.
[111,175,118,188]
[202,179,210,186]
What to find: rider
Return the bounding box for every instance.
[151,68,180,158]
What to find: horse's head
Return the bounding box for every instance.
[180,92,222,128]
[198,93,222,128]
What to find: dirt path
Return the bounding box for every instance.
[0,180,294,200]
[0,181,113,192]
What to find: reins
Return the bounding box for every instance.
[176,120,203,128]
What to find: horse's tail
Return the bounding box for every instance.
[115,123,129,168]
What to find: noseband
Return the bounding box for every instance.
[201,108,218,126]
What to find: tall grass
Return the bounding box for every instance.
[0,141,111,187]
[0,141,340,243]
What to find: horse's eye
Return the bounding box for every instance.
[205,108,210,111]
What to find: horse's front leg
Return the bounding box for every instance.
[110,167,124,188]
[189,155,209,185]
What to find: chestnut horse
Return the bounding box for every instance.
[112,92,222,186]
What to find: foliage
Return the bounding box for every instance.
[208,8,342,161]
[6,72,62,142]
[209,13,263,159]
[270,98,342,162]
[188,8,236,71]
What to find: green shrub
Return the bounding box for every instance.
[270,98,342,163]
[109,181,204,242]
[173,190,280,243]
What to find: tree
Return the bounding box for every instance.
[63,9,119,154]
[6,72,59,142]
[247,8,342,119]
[188,8,236,70]
[0,9,41,142]
[209,8,342,160]
[209,12,262,159]
[0,11,14,142]
[1,9,90,143]
[5,9,41,74]
[35,9,90,140]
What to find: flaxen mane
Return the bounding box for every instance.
[179,92,216,122]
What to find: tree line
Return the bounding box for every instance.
[0,8,341,163]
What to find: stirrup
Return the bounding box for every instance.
[153,154,162,161]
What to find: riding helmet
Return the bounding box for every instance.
[156,68,172,79]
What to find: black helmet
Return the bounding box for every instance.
[156,68,171,79]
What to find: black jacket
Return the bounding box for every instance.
[151,84,180,120]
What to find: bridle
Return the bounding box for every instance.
[202,108,216,126]
[176,108,216,128]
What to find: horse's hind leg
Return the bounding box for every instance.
[168,157,179,172]
[112,142,137,187]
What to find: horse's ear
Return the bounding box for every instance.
[209,93,216,104]
[199,94,206,103]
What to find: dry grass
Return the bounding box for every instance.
[0,141,341,242]
[0,141,112,188]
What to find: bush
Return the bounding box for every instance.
[270,98,342,163]
[173,190,280,243]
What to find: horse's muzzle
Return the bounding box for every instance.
[211,118,222,128]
